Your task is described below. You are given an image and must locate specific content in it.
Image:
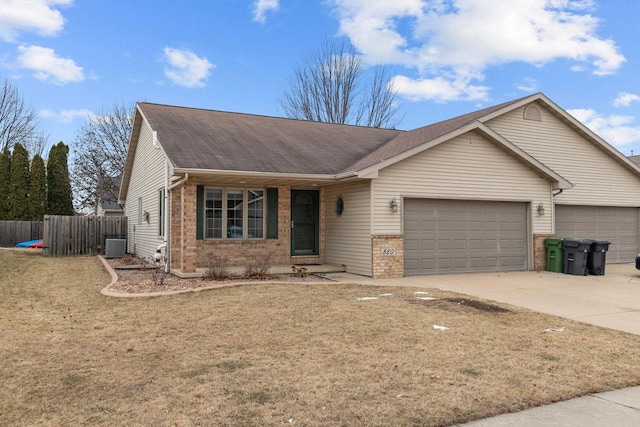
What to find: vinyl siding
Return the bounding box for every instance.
[487,103,640,206]
[325,180,372,276]
[124,120,166,260]
[372,130,553,235]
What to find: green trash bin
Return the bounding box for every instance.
[544,238,564,273]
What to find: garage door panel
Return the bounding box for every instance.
[404,199,528,275]
[556,205,639,263]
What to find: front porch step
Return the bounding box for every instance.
[171,263,346,279]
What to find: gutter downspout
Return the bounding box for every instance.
[551,189,563,236]
[164,156,170,273]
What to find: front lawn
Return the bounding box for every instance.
[2,250,640,426]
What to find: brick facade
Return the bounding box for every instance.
[169,183,325,273]
[171,177,198,273]
[533,233,554,272]
[371,235,404,279]
[195,184,291,268]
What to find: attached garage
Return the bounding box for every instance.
[404,199,528,275]
[555,205,640,263]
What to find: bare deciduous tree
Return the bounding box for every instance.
[25,129,50,158]
[0,79,38,152]
[71,102,134,214]
[281,39,401,128]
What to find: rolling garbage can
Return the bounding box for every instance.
[563,238,593,276]
[588,240,610,275]
[544,238,564,273]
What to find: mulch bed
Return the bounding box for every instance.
[104,255,334,294]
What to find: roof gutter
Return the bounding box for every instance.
[168,173,189,190]
[172,168,359,182]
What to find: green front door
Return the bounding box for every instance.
[291,190,319,256]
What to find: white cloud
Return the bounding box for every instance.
[568,108,640,147]
[17,45,84,84]
[330,0,625,102]
[391,75,489,102]
[163,47,214,88]
[614,92,640,108]
[0,0,72,42]
[253,0,279,23]
[39,108,93,123]
[516,78,537,93]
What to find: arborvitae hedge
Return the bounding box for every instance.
[30,154,46,221]
[8,143,30,220]
[46,142,74,215]
[0,148,10,220]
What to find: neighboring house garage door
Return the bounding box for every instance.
[555,205,639,263]
[404,199,528,275]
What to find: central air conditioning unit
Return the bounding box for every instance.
[104,239,126,259]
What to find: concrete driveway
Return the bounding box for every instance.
[335,263,640,335]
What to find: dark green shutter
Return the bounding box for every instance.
[196,185,204,240]
[266,187,278,239]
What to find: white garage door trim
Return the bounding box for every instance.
[403,199,529,275]
[555,205,639,263]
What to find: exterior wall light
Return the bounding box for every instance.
[390,197,399,213]
[536,202,545,216]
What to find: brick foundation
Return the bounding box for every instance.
[533,233,554,272]
[372,235,404,279]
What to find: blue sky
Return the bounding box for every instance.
[2,0,640,156]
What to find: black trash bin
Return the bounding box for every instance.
[588,240,610,275]
[562,238,593,276]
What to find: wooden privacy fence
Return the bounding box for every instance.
[0,221,44,247]
[43,215,128,256]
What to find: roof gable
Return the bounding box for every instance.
[353,92,640,182]
[357,120,572,190]
[481,93,640,178]
[348,96,527,172]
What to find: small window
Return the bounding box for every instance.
[335,196,344,216]
[524,105,542,121]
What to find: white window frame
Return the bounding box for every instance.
[204,188,265,240]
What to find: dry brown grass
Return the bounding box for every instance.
[2,250,640,426]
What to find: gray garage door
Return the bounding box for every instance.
[404,199,528,275]
[555,205,639,263]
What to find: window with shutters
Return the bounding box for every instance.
[204,188,265,239]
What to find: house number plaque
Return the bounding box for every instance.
[381,248,396,256]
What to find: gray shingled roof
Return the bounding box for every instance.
[139,103,402,175]
[138,95,531,176]
[628,155,640,167]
